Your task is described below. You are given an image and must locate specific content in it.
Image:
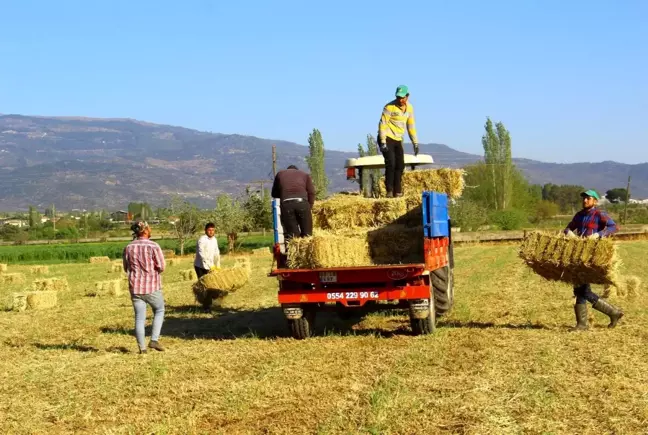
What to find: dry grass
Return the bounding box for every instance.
[87,280,123,297]
[163,249,176,258]
[519,231,619,285]
[0,243,647,434]
[89,256,111,264]
[0,263,7,273]
[376,167,466,199]
[110,263,123,273]
[252,247,271,256]
[32,277,69,292]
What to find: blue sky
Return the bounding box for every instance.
[1,0,646,164]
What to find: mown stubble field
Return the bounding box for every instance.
[1,242,647,434]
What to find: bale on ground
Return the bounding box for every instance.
[163,249,176,258]
[376,168,466,199]
[87,279,123,297]
[200,267,250,291]
[0,273,26,284]
[313,195,421,231]
[180,269,197,281]
[32,277,69,292]
[519,231,619,285]
[29,266,49,275]
[0,264,8,273]
[13,291,58,311]
[89,256,111,264]
[110,263,123,273]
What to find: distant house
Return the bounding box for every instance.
[109,210,130,222]
[0,219,27,227]
[40,216,50,224]
[629,198,648,205]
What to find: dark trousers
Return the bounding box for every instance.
[195,266,209,279]
[280,200,313,242]
[574,284,600,304]
[381,137,405,195]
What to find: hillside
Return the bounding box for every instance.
[0,114,646,210]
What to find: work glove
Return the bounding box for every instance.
[588,233,601,239]
[379,142,388,153]
[210,265,220,271]
[413,144,419,156]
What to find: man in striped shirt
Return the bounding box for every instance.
[123,221,166,353]
[564,190,624,331]
[378,85,419,198]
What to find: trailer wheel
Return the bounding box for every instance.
[432,263,454,317]
[288,310,315,339]
[410,298,436,335]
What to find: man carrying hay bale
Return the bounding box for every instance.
[194,222,221,279]
[565,190,624,330]
[378,85,419,198]
[122,221,166,354]
[271,165,315,244]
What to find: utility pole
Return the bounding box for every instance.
[623,175,631,224]
[52,204,56,231]
[272,144,277,177]
[84,212,88,239]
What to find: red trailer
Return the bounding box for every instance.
[270,190,454,339]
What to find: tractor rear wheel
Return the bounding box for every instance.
[287,310,315,339]
[432,265,454,316]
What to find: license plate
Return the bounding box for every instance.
[319,272,337,283]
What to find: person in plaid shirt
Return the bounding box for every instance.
[565,189,624,331]
[123,221,166,353]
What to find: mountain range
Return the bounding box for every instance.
[0,114,645,210]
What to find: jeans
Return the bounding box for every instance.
[573,284,599,305]
[131,290,165,350]
[381,137,405,194]
[280,200,313,243]
[194,266,209,279]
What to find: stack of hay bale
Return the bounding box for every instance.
[287,168,464,269]
[87,279,123,297]
[192,263,252,308]
[12,277,67,312]
[519,231,619,286]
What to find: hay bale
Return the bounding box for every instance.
[89,256,111,264]
[376,168,466,199]
[11,293,27,312]
[167,259,181,266]
[287,234,372,269]
[0,273,26,284]
[0,264,7,273]
[367,225,424,264]
[313,195,421,231]
[29,266,49,275]
[26,291,58,310]
[87,279,123,297]
[163,249,176,258]
[519,232,619,285]
[625,276,641,297]
[200,267,250,291]
[192,281,228,309]
[110,263,123,273]
[180,269,197,281]
[234,256,252,273]
[32,277,69,292]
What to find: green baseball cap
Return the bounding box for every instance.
[395,85,409,98]
[580,189,600,200]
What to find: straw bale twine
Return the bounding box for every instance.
[376,168,466,199]
[89,256,111,264]
[87,279,123,297]
[110,263,123,273]
[180,269,197,281]
[0,273,26,284]
[519,231,619,285]
[0,264,8,273]
[13,291,58,311]
[32,277,69,292]
[29,266,49,275]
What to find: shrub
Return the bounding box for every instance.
[490,209,528,231]
[533,200,560,223]
[449,200,488,232]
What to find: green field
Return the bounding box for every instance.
[0,234,273,264]
[0,242,647,434]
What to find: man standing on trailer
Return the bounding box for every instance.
[378,85,419,198]
[271,165,316,244]
[565,189,624,331]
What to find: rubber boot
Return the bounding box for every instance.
[569,304,588,331]
[592,299,624,328]
[386,191,393,198]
